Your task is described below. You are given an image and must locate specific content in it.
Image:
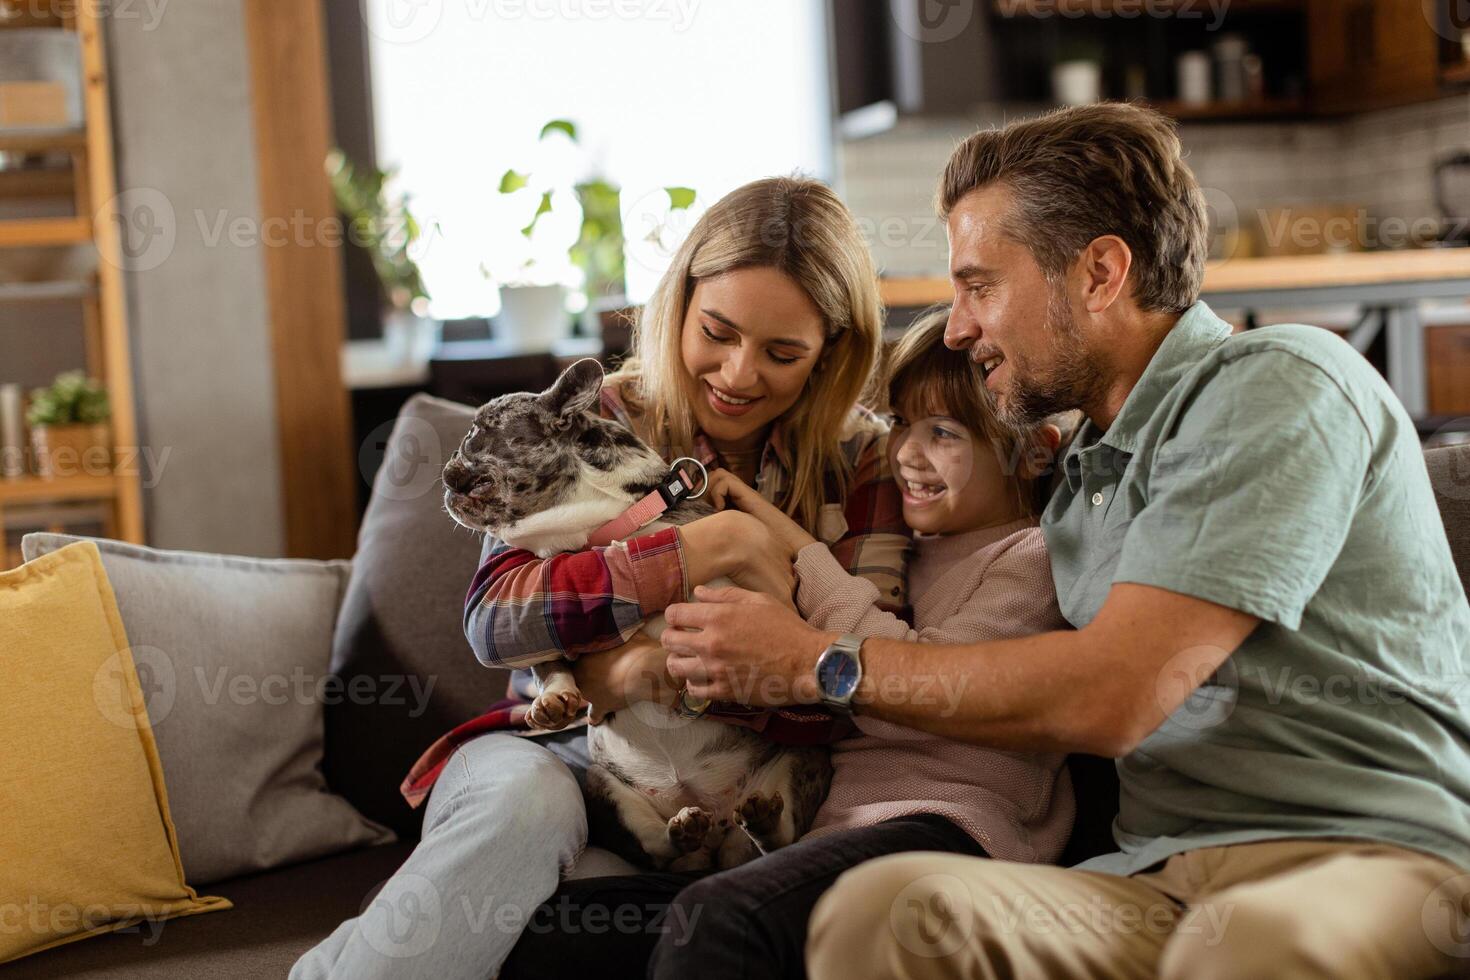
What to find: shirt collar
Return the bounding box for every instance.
[1086,301,1232,456]
[1058,301,1230,490]
[696,421,793,473]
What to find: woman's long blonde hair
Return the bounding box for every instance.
[607,177,884,534]
[608,179,882,540]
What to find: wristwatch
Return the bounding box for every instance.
[675,687,711,719]
[814,634,864,715]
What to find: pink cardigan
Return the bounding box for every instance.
[793,518,1075,863]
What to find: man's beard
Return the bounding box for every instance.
[995,287,1104,427]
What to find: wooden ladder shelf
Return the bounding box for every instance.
[1,2,145,566]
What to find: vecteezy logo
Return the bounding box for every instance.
[99,188,176,273]
[892,0,976,44]
[362,873,443,959]
[622,186,703,277]
[362,416,443,502]
[364,0,445,44]
[1154,646,1238,734]
[1427,0,1470,39]
[1423,873,1470,959]
[889,873,976,958]
[93,645,178,730]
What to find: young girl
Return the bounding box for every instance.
[755,304,1074,862]
[499,306,1075,980]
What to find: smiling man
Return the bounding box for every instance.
[660,103,1470,978]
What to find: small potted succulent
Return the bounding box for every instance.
[25,371,111,479]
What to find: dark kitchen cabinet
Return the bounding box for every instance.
[829,0,1000,118]
[831,0,1462,128]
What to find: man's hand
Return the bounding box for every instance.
[706,468,819,556]
[571,631,677,724]
[662,585,833,707]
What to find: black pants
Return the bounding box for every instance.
[501,813,987,980]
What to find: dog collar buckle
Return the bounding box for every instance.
[586,458,708,548]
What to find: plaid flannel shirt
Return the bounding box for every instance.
[461,385,912,742]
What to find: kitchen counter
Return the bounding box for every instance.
[879,250,1470,308]
[880,250,1470,419]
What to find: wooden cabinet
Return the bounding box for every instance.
[1309,0,1444,113]
[1428,325,1470,416]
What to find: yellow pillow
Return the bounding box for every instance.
[0,541,230,964]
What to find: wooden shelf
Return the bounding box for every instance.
[993,0,1302,16]
[0,9,64,28]
[1443,61,1470,86]
[0,166,73,198]
[1150,97,1309,121]
[0,128,87,155]
[0,217,91,247]
[0,472,116,505]
[0,5,144,545]
[0,279,95,303]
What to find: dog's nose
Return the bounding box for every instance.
[443,455,474,494]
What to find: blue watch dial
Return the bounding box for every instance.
[817,649,861,701]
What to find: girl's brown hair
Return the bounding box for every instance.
[883,306,1061,517]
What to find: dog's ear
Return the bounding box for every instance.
[541,358,604,421]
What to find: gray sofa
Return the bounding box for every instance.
[9,394,1470,979]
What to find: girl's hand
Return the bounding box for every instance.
[705,468,818,557]
[571,631,676,724]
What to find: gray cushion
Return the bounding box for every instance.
[18,534,395,885]
[1427,445,1470,597]
[325,394,512,837]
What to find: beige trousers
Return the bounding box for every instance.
[806,839,1470,979]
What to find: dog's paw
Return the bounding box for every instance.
[733,791,784,837]
[527,689,586,731]
[667,806,713,854]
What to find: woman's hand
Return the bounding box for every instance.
[570,631,677,724]
[706,468,819,557]
[677,509,797,610]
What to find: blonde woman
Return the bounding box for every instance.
[292,177,910,980]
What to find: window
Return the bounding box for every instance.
[367,0,832,317]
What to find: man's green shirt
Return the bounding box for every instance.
[1043,302,1470,875]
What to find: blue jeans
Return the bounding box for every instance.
[290,730,594,979]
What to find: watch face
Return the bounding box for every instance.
[818,649,860,701]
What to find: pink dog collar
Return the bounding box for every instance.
[586,458,708,547]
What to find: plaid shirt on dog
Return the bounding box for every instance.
[463,385,912,670]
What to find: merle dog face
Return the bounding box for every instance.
[441,359,665,534]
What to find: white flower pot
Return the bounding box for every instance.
[497,284,569,353]
[383,310,440,364]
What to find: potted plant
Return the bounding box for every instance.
[327,149,437,361]
[25,371,110,479]
[1051,38,1106,106]
[495,119,695,350]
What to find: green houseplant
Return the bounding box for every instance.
[327,149,438,360]
[494,119,695,350]
[25,371,111,479]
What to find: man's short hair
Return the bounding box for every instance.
[938,103,1210,315]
